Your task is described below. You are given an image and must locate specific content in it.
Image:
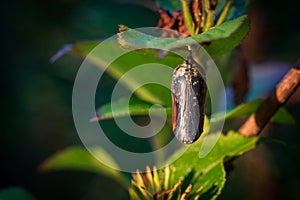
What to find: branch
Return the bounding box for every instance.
[238,61,300,136]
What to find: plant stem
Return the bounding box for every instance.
[200,0,206,29]
[181,0,195,36]
[203,0,215,31]
[193,0,202,34]
[238,61,300,136]
[216,0,232,25]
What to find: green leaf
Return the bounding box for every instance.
[39,146,129,188]
[0,187,36,200]
[93,97,171,121]
[59,16,248,107]
[94,98,294,125]
[271,107,296,124]
[224,99,295,124]
[169,131,260,199]
[54,16,249,115]
[118,15,250,58]
[69,40,183,106]
[225,99,263,119]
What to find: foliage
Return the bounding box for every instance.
[41,131,260,199]
[94,98,294,125]
[118,15,249,58]
[44,0,296,199]
[39,146,129,188]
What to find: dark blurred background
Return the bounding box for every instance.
[1,0,300,199]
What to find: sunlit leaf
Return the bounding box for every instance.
[168,131,260,199]
[39,146,129,188]
[118,15,250,58]
[67,41,182,106]
[94,98,294,125]
[225,99,295,124]
[53,16,249,107]
[92,97,171,121]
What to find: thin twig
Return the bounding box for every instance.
[238,61,300,136]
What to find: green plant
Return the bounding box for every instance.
[39,0,300,199]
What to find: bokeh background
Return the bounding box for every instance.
[1,0,300,199]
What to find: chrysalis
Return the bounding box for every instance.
[171,49,207,144]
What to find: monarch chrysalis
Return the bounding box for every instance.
[171,49,207,144]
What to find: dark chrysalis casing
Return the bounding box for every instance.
[171,52,207,144]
